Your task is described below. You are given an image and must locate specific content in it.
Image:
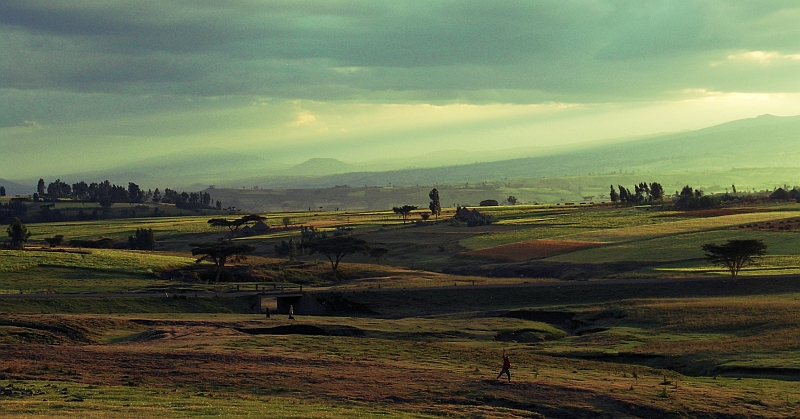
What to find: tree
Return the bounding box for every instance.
[300,225,327,244]
[649,182,664,202]
[0,186,5,197]
[393,205,418,224]
[7,217,31,249]
[208,214,265,242]
[282,217,292,229]
[72,181,89,200]
[702,239,767,280]
[128,228,155,250]
[609,185,619,204]
[274,239,297,261]
[47,179,71,198]
[506,196,517,205]
[301,235,370,274]
[128,182,143,203]
[37,179,45,196]
[428,188,441,220]
[191,241,255,284]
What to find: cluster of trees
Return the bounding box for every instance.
[608,182,723,210]
[35,178,220,210]
[675,185,720,210]
[610,182,664,204]
[274,224,388,273]
[128,228,156,250]
[0,199,28,223]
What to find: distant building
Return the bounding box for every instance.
[770,188,790,201]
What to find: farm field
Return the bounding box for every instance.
[2,201,800,417]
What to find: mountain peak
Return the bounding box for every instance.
[286,158,353,176]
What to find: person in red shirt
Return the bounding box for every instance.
[496,349,511,382]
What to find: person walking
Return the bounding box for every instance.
[497,349,511,382]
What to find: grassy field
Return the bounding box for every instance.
[3,278,800,418]
[0,249,196,294]
[3,201,800,417]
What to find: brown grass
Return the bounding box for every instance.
[2,314,799,418]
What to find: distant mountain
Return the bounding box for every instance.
[12,114,800,195]
[16,147,285,191]
[285,158,353,176]
[223,114,800,189]
[0,178,31,196]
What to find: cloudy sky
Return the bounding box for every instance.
[3,1,800,179]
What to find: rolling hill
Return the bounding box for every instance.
[11,114,800,198]
[223,114,800,189]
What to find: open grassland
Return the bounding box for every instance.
[0,249,195,294]
[27,217,218,241]
[3,277,800,418]
[465,209,800,252]
[4,202,800,416]
[0,249,194,274]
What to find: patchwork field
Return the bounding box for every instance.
[2,201,800,417]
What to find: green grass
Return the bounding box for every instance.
[27,217,218,241]
[0,249,198,294]
[6,203,800,417]
[0,249,194,275]
[0,380,434,418]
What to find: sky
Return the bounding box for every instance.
[3,1,800,179]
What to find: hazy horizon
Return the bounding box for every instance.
[4,2,800,179]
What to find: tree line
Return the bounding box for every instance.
[610,182,664,205]
[35,178,221,210]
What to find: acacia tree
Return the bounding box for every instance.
[301,235,370,274]
[208,214,265,242]
[702,239,767,280]
[428,189,441,220]
[392,205,418,224]
[191,241,255,283]
[6,217,31,249]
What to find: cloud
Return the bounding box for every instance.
[287,110,320,127]
[4,1,800,179]
[2,1,800,103]
[725,51,800,65]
